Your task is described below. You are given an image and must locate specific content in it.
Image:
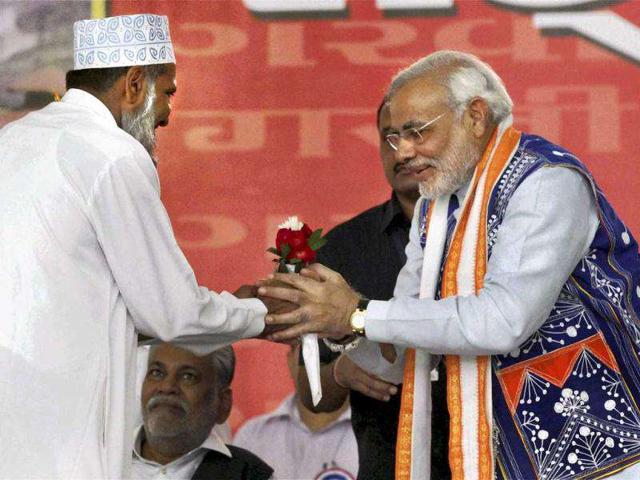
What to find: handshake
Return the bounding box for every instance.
[236,263,362,343]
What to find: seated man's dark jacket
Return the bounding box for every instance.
[191,444,273,480]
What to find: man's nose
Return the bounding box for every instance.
[395,137,416,161]
[156,374,180,394]
[157,116,169,128]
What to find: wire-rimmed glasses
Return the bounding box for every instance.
[384,112,446,151]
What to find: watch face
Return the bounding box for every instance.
[351,311,366,330]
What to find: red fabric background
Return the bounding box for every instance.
[111,0,640,432]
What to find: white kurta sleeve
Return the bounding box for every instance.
[87,154,265,347]
[364,165,599,356]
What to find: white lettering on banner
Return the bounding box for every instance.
[173,23,248,57]
[177,108,372,157]
[534,11,640,64]
[376,0,453,8]
[267,21,419,66]
[491,0,599,8]
[238,0,639,67]
[245,0,454,12]
[242,0,345,13]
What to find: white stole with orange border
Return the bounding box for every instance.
[396,118,522,480]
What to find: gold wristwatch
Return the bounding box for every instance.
[349,298,370,336]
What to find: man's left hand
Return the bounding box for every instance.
[257,263,360,342]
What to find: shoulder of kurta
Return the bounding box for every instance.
[55,118,157,203]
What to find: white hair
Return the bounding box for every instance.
[121,78,157,156]
[387,50,513,123]
[210,345,235,388]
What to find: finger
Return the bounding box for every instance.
[264,309,305,326]
[351,377,394,402]
[265,336,300,346]
[257,286,302,303]
[269,272,318,292]
[299,268,324,282]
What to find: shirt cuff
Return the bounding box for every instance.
[365,299,391,343]
[220,292,267,338]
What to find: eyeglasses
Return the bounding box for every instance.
[384,112,446,151]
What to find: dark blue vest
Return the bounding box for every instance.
[420,133,640,479]
[489,134,640,479]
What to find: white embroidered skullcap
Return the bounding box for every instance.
[73,14,175,70]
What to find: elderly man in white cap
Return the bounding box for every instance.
[0,14,276,479]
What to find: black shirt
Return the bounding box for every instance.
[315,194,409,480]
[315,194,451,480]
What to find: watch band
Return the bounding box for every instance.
[350,297,369,336]
[357,298,370,311]
[323,335,362,353]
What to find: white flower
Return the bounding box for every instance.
[278,216,304,231]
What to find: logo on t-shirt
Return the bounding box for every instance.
[314,466,356,480]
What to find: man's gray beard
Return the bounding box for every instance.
[142,393,217,457]
[121,81,157,159]
[418,124,481,200]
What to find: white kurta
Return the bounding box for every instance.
[0,89,266,479]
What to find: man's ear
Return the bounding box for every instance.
[216,387,233,424]
[465,97,491,139]
[122,66,148,111]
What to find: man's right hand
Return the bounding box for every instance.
[256,286,299,341]
[334,354,398,402]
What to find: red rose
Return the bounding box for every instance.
[302,223,313,237]
[276,228,292,250]
[287,229,307,253]
[291,244,316,264]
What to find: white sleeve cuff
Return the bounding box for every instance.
[364,299,391,343]
[220,292,267,339]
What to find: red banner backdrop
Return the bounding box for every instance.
[111,0,640,432]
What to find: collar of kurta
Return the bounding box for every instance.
[62,88,118,127]
[61,88,161,192]
[132,424,232,466]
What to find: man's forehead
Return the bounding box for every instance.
[165,63,177,80]
[149,343,206,369]
[388,78,447,125]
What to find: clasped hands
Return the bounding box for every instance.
[255,263,361,342]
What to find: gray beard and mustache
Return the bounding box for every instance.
[142,393,217,456]
[121,80,157,160]
[409,123,481,200]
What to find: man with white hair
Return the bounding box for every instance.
[0,14,275,479]
[259,50,640,479]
